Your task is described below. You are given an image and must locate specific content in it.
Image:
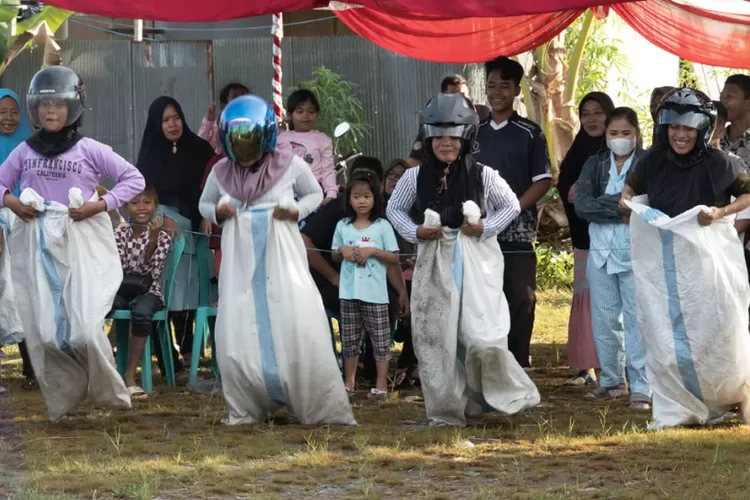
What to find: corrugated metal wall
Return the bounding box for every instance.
[3,37,479,164]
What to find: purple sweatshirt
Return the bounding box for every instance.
[0,138,145,210]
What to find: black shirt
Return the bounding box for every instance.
[301,196,346,273]
[627,146,750,218]
[473,112,551,243]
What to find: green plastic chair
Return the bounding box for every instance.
[189,235,219,388]
[111,234,186,393]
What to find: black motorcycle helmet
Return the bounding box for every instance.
[27,66,86,129]
[420,93,479,153]
[655,87,716,151]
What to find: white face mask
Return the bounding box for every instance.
[607,137,636,157]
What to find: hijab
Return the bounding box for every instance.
[415,138,483,229]
[0,89,32,162]
[136,96,215,229]
[558,91,615,250]
[213,140,294,205]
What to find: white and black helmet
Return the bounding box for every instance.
[27,66,86,129]
[420,92,479,143]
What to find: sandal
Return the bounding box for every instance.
[585,384,629,400]
[393,369,411,390]
[21,378,38,392]
[127,385,149,400]
[629,392,652,412]
[368,388,387,400]
[628,401,651,412]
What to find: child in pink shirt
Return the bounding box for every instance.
[277,89,338,204]
[198,83,249,155]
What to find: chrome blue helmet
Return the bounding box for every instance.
[219,95,277,164]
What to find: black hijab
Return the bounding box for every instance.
[26,119,84,157]
[415,138,484,229]
[136,96,214,229]
[558,92,615,250]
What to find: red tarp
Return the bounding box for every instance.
[612,1,750,68]
[334,9,583,63]
[45,0,750,68]
[44,0,626,22]
[335,0,750,68]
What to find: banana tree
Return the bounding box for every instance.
[0,3,72,77]
[521,10,597,243]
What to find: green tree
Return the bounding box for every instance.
[294,67,371,155]
[679,58,701,88]
[0,2,72,76]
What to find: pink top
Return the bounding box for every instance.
[0,138,145,210]
[277,130,337,199]
[198,117,222,155]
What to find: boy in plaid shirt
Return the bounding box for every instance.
[112,186,175,399]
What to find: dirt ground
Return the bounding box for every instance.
[1,290,749,500]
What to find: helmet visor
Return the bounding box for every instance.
[657,108,711,131]
[423,124,472,140]
[222,119,268,164]
[27,92,84,129]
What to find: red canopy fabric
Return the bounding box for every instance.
[44,0,622,22]
[333,9,583,63]
[334,0,750,68]
[613,0,750,68]
[44,0,750,69]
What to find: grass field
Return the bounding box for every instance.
[2,290,750,500]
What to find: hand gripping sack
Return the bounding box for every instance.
[0,208,22,346]
[410,208,540,427]
[217,204,356,426]
[10,189,130,421]
[628,197,750,428]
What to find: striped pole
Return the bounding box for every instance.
[272,13,284,123]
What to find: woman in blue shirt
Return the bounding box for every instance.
[574,107,651,411]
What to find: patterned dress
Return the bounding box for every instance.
[113,225,172,304]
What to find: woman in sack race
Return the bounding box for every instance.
[0,66,144,419]
[199,95,355,426]
[136,96,217,371]
[620,88,750,425]
[386,93,539,427]
[574,107,651,411]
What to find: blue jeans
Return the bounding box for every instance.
[587,257,650,396]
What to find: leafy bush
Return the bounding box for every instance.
[294,67,370,155]
[535,243,574,291]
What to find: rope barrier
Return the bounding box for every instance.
[124,222,630,257]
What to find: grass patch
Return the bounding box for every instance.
[1,290,750,499]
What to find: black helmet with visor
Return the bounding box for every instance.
[420,93,479,145]
[655,88,716,149]
[26,66,86,129]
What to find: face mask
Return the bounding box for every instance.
[607,137,636,157]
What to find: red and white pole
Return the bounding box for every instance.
[272,13,284,124]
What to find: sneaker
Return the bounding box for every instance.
[563,369,598,387]
[585,384,629,400]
